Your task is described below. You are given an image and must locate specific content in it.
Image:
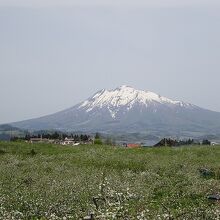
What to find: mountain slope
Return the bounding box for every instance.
[10,86,220,137]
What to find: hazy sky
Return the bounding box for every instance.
[0,0,220,124]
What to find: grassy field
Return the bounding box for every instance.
[0,142,220,219]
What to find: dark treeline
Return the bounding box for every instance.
[155,138,211,147]
[11,132,91,142]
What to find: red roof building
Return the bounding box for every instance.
[126,143,141,148]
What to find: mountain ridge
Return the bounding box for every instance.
[9,85,220,137]
[78,85,197,119]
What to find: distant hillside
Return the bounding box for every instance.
[0,124,21,131]
[0,124,27,140]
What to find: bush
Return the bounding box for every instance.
[0,149,6,154]
[94,138,103,145]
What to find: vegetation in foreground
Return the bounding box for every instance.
[0,142,220,219]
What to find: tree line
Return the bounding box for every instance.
[11,132,91,142]
[154,138,211,147]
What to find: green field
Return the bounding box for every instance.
[0,142,220,219]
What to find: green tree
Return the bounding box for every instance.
[94,138,103,145]
[95,132,100,139]
[94,132,102,145]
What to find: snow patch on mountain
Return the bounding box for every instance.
[79,85,195,118]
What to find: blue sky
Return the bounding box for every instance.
[0,0,220,123]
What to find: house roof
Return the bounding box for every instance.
[127,143,140,148]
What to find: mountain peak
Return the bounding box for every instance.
[79,86,193,118]
[116,85,133,90]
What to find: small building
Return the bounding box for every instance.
[61,138,75,145]
[126,143,141,148]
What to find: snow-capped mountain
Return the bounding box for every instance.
[11,86,220,137]
[78,85,195,118]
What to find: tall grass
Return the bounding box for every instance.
[0,141,220,219]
